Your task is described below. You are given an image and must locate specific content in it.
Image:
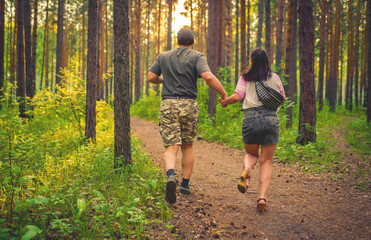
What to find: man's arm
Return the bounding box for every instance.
[148,71,164,84]
[200,72,228,99]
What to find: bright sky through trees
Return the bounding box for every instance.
[172,0,191,36]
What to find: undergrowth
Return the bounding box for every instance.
[131,70,370,191]
[0,66,172,239]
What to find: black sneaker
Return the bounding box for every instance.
[179,186,191,195]
[165,175,177,204]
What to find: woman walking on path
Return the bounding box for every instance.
[219,48,286,214]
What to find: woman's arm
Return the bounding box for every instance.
[219,93,242,107]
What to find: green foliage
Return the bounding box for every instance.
[131,67,370,190]
[131,90,161,121]
[0,67,171,239]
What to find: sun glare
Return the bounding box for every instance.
[172,0,191,36]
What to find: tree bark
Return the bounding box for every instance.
[146,0,151,96]
[82,1,86,79]
[297,0,316,144]
[257,0,263,48]
[346,0,354,110]
[325,1,333,101]
[31,0,38,94]
[207,0,220,120]
[246,0,250,65]
[235,0,239,85]
[0,0,4,109]
[56,0,65,87]
[367,0,371,122]
[265,0,271,58]
[85,0,98,141]
[354,0,361,107]
[167,0,172,50]
[275,0,284,71]
[114,0,131,167]
[329,0,341,112]
[284,0,297,128]
[16,0,26,118]
[219,0,225,67]
[318,0,326,111]
[226,0,232,68]
[135,0,141,102]
[24,0,32,99]
[240,0,246,70]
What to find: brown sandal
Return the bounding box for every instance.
[257,198,268,214]
[237,168,250,193]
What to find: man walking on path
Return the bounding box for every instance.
[148,27,227,204]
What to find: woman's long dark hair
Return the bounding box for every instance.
[241,48,272,82]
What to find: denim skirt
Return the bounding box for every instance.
[242,107,280,145]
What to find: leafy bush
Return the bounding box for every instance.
[0,67,171,239]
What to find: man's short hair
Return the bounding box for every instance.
[177,27,194,46]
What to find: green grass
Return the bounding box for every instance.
[0,68,172,239]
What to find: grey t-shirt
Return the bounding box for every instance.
[149,46,211,98]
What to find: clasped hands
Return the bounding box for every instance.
[218,95,228,108]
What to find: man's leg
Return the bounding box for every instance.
[164,145,179,172]
[164,145,179,204]
[179,144,194,195]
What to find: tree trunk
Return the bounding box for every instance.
[329,0,341,112]
[275,0,284,72]
[105,0,109,102]
[265,0,271,58]
[339,30,344,105]
[297,0,316,145]
[226,0,232,68]
[40,0,49,89]
[325,1,333,101]
[24,0,32,99]
[360,24,367,106]
[10,2,17,97]
[346,0,354,110]
[235,0,239,85]
[167,0,172,50]
[284,0,297,128]
[207,0,220,120]
[85,0,98,141]
[82,1,86,79]
[0,0,4,109]
[146,0,151,96]
[135,0,141,102]
[219,0,225,67]
[16,0,26,118]
[354,0,361,107]
[56,0,65,87]
[246,0,250,65]
[96,0,102,100]
[114,0,131,167]
[31,0,38,94]
[318,0,326,111]
[367,0,371,123]
[240,0,246,70]
[257,0,263,48]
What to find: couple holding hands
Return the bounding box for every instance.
[148,28,286,214]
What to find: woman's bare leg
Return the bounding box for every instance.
[258,144,277,204]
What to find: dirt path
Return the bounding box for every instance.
[131,116,370,240]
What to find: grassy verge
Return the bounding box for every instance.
[0,72,172,239]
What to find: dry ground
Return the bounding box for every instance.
[131,116,370,240]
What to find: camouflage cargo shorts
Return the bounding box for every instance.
[159,99,199,147]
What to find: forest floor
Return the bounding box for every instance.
[131,116,370,240]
